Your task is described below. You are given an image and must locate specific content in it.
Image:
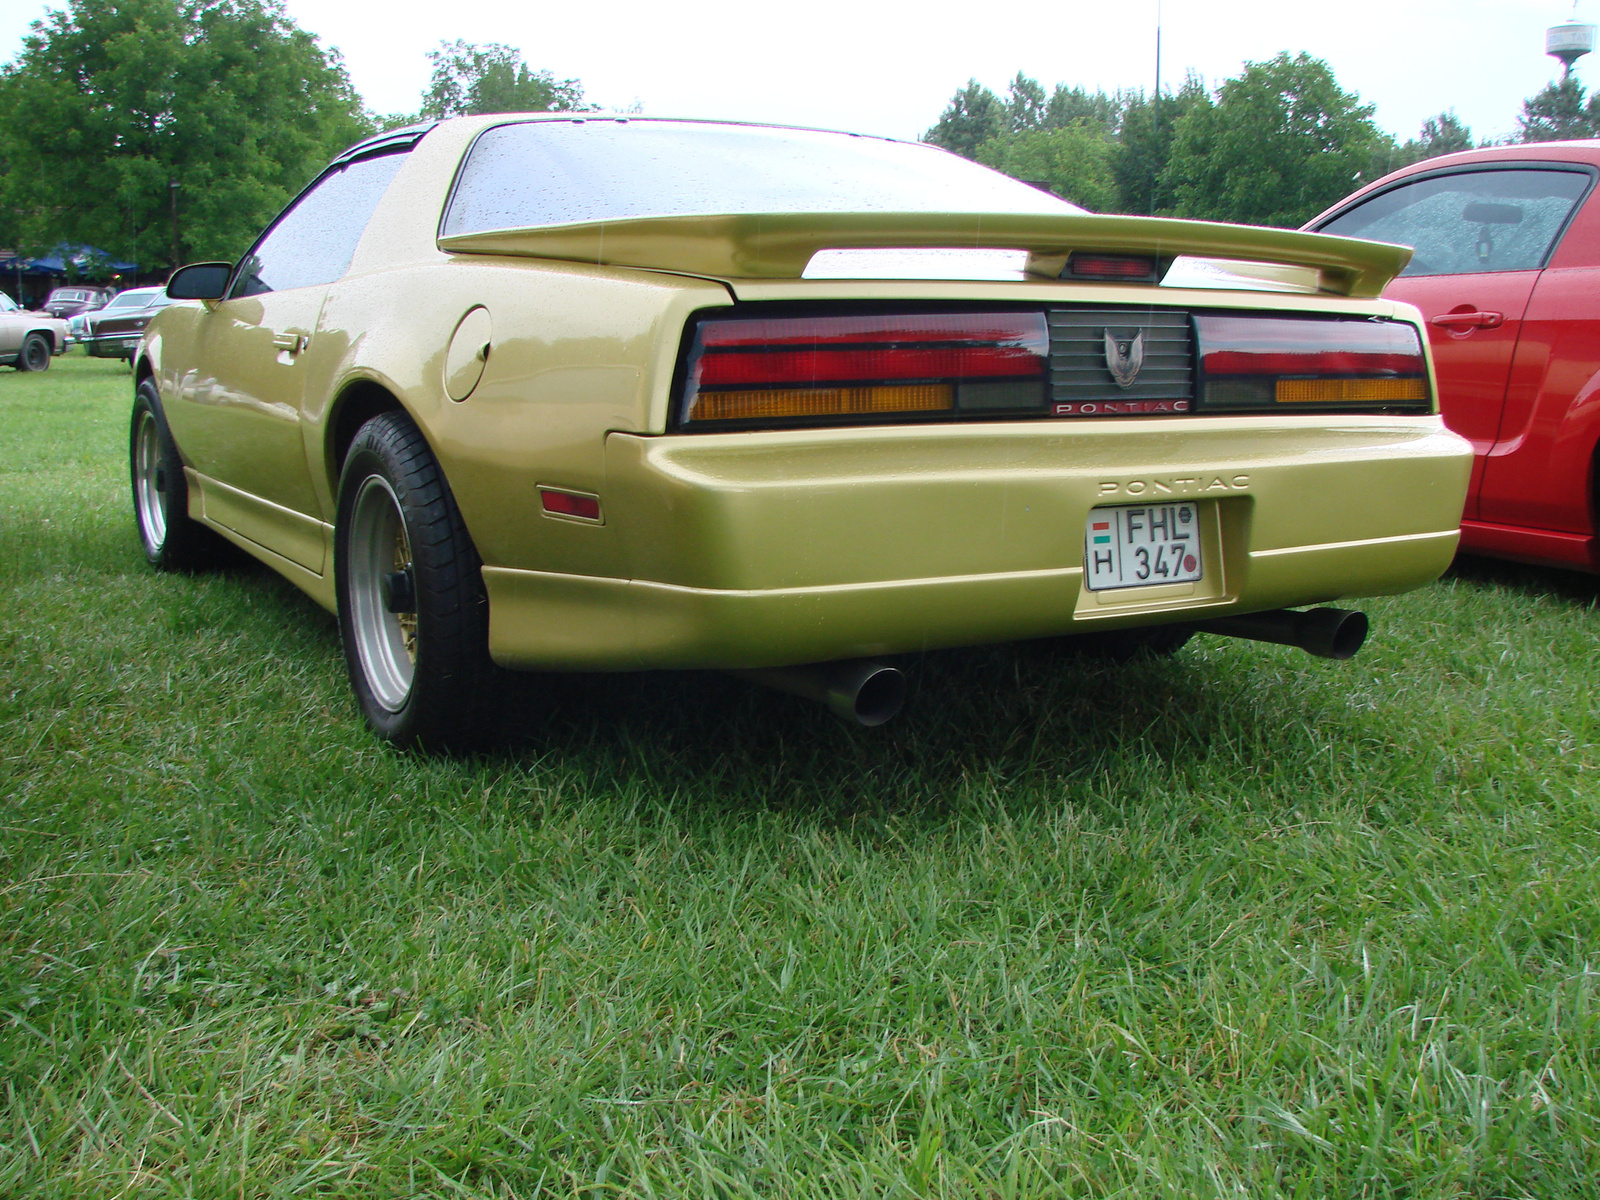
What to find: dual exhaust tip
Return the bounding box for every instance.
[737,607,1368,727]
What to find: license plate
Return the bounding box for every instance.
[1084,502,1203,591]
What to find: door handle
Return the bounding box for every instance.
[1430,310,1504,330]
[272,333,308,355]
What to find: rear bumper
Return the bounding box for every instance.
[83,332,140,358]
[483,415,1472,670]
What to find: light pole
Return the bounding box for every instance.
[1154,0,1162,101]
[1150,0,1163,215]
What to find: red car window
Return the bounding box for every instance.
[1318,168,1591,277]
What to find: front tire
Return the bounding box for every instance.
[130,378,228,570]
[335,411,499,751]
[16,333,50,372]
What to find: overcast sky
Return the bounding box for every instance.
[1,0,1593,146]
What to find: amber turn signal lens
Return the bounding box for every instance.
[690,384,954,423]
[1274,378,1428,405]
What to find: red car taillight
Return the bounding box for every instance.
[681,312,1050,426]
[1194,315,1430,412]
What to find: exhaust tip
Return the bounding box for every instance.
[1301,607,1368,660]
[735,659,908,726]
[834,663,907,727]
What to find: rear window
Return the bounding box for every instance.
[441,119,1080,236]
[1317,167,1592,276]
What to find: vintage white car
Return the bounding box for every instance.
[0,292,69,371]
[134,116,1472,749]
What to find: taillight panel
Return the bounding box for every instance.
[1193,314,1430,413]
[680,311,1050,427]
[674,306,1433,430]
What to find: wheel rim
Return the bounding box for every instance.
[133,409,168,551]
[348,474,416,713]
[23,339,46,370]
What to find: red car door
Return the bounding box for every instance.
[1314,166,1592,523]
[1477,202,1600,538]
[1384,271,1538,518]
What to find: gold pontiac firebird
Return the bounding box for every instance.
[131,115,1472,747]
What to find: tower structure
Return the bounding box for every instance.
[1548,20,1597,78]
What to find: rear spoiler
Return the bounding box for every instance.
[438,211,1411,298]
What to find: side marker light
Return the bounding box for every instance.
[540,489,602,521]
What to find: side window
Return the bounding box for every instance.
[1318,168,1591,276]
[231,150,408,298]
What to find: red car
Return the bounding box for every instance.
[1308,142,1600,572]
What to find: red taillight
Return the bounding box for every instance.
[698,344,1042,386]
[684,312,1049,425]
[1194,315,1430,411]
[698,313,1042,347]
[1197,315,1423,375]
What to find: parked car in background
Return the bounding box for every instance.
[0,291,69,370]
[42,285,114,321]
[134,116,1471,749]
[1309,141,1600,573]
[82,286,172,361]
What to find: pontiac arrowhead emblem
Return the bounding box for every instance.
[1103,328,1145,389]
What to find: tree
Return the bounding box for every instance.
[975,122,1119,211]
[1005,72,1047,134]
[0,0,368,269]
[1162,52,1389,227]
[419,40,590,119]
[929,74,1125,209]
[1045,85,1123,134]
[1518,78,1600,142]
[1112,76,1205,215]
[923,79,1005,159]
[1415,111,1474,156]
[1375,110,1473,174]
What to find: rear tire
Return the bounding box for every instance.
[16,333,50,372]
[130,378,229,570]
[335,411,500,751]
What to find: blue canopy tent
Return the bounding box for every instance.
[1,244,138,308]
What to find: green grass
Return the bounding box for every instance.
[2,352,1598,1198]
